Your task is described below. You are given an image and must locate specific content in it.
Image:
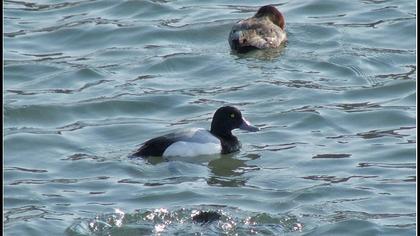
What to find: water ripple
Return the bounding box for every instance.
[302,175,377,184]
[8,176,110,186]
[357,162,416,169]
[5,0,93,11]
[4,0,416,235]
[5,166,48,173]
[7,79,111,95]
[67,206,304,235]
[327,126,415,140]
[4,205,73,225]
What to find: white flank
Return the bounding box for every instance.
[163,141,221,157]
[161,128,222,157]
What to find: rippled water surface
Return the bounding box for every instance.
[4,0,417,235]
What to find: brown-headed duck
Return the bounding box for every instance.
[228,5,287,53]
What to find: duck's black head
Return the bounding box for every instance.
[210,106,259,137]
[255,5,286,30]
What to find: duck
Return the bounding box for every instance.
[132,106,259,157]
[228,5,287,53]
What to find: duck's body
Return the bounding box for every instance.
[133,106,259,158]
[135,128,222,157]
[229,5,287,53]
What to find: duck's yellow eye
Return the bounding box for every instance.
[230,113,235,118]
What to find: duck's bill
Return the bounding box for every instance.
[239,117,260,132]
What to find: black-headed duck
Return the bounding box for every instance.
[132,106,259,157]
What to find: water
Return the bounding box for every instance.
[4,0,416,235]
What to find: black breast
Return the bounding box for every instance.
[220,136,241,154]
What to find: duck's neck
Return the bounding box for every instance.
[210,127,240,154]
[210,121,233,139]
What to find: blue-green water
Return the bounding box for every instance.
[4,0,416,235]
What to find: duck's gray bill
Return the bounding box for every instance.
[239,117,260,132]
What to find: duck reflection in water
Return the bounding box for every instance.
[207,153,260,187]
[140,153,260,187]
